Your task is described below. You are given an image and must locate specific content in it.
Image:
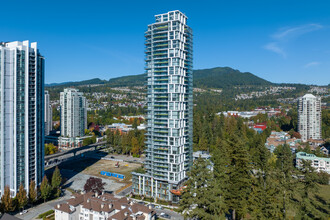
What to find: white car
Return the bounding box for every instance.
[20,210,28,215]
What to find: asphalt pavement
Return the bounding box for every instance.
[16,190,72,220]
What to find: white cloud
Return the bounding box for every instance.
[304,61,321,68]
[273,24,323,40]
[264,23,323,57]
[264,42,286,58]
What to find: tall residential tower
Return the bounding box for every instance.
[60,88,87,138]
[132,10,193,202]
[298,94,322,141]
[0,41,44,196]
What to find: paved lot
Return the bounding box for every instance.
[61,169,124,193]
[155,209,184,220]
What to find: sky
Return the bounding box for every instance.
[1,0,330,85]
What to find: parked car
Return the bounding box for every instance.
[148,203,155,208]
[20,210,28,215]
[160,213,171,219]
[156,205,164,210]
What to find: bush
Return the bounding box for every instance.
[37,210,54,219]
[134,167,146,174]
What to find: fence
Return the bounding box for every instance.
[100,171,125,179]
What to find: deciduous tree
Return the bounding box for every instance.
[1,185,15,212]
[16,183,28,211]
[84,177,105,194]
[51,167,62,198]
[40,176,52,202]
[29,180,37,204]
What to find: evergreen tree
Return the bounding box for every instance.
[28,180,37,205]
[51,167,62,198]
[132,118,138,129]
[40,176,52,202]
[198,136,208,151]
[179,157,221,219]
[212,147,229,218]
[274,144,298,219]
[297,160,327,219]
[1,185,15,212]
[224,134,253,220]
[248,136,282,219]
[131,137,140,157]
[16,183,28,211]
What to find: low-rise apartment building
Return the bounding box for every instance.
[55,192,156,220]
[296,152,330,174]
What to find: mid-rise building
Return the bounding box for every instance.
[60,88,87,138]
[132,10,193,202]
[296,152,330,174]
[298,94,322,141]
[0,41,44,196]
[44,90,52,135]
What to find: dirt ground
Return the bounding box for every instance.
[79,158,142,183]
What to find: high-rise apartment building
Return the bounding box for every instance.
[60,88,87,138]
[45,90,52,135]
[298,94,322,141]
[0,41,44,196]
[132,10,193,202]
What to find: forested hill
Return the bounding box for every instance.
[46,67,272,88]
[193,67,271,88]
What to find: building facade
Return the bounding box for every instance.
[45,90,52,135]
[298,94,322,141]
[0,41,44,196]
[60,88,87,138]
[132,10,193,202]
[54,192,156,220]
[296,152,330,174]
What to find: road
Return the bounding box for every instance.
[130,198,184,220]
[155,208,184,220]
[45,141,107,168]
[16,190,72,220]
[86,151,144,164]
[116,186,132,197]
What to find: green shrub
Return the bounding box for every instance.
[37,210,54,219]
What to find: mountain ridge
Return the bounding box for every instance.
[45,67,272,88]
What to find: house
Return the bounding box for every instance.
[265,131,301,153]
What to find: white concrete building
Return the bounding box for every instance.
[54,192,156,220]
[0,41,44,196]
[45,90,52,135]
[132,10,193,203]
[60,88,87,138]
[296,152,330,174]
[298,94,322,141]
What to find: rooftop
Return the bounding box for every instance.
[303,93,316,98]
[55,192,156,219]
[296,152,330,162]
